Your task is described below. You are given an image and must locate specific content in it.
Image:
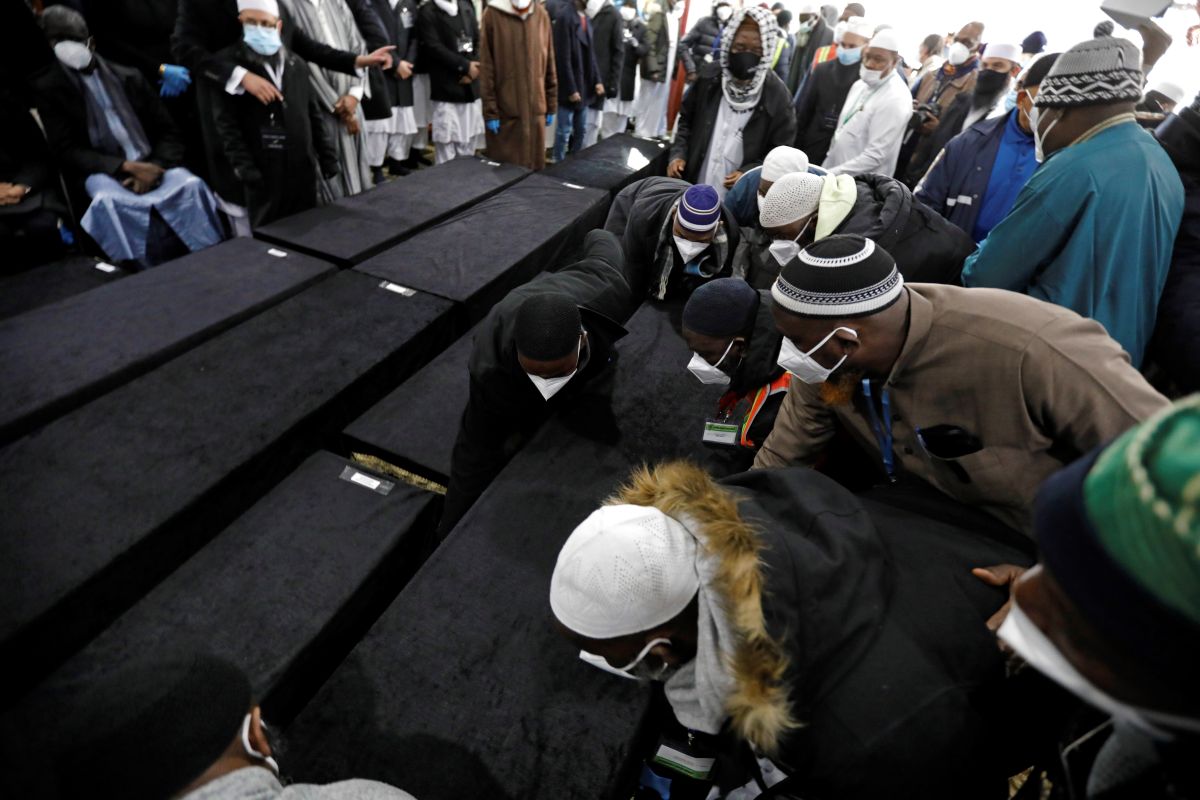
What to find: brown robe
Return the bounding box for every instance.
[480,0,558,169]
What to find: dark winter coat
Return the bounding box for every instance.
[903,91,979,185]
[589,3,624,109]
[547,0,601,107]
[604,176,742,299]
[417,0,481,103]
[914,112,1007,240]
[671,71,797,184]
[85,0,177,82]
[678,12,722,75]
[792,55,859,165]
[619,16,647,100]
[1148,103,1200,394]
[640,6,670,82]
[440,230,638,536]
[210,46,337,225]
[834,173,975,285]
[787,16,833,93]
[725,290,786,450]
[363,0,419,117]
[772,31,793,86]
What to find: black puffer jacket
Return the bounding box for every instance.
[832,174,975,285]
[678,11,723,75]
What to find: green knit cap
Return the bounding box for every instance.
[1083,396,1200,625]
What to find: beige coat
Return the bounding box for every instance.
[479,0,558,170]
[752,284,1170,535]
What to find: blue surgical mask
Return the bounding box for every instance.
[1003,89,1018,112]
[244,24,282,57]
[836,45,862,65]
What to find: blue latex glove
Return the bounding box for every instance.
[546,113,555,126]
[486,118,501,134]
[160,64,191,98]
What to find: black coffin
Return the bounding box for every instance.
[541,133,670,195]
[0,256,127,322]
[254,157,529,266]
[354,174,610,322]
[5,452,436,774]
[0,238,335,444]
[283,305,731,800]
[0,271,457,696]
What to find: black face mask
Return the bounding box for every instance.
[728,51,761,80]
[973,68,1009,106]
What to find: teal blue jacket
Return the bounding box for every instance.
[961,121,1183,368]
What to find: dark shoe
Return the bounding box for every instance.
[371,166,387,184]
[385,157,412,177]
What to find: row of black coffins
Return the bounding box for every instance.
[0,135,672,800]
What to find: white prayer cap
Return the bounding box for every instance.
[844,16,874,40]
[761,146,810,183]
[1150,81,1186,106]
[760,172,824,228]
[832,21,848,44]
[867,28,901,52]
[237,0,280,16]
[550,504,699,640]
[983,42,1023,65]
[798,2,817,13]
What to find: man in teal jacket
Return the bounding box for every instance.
[961,36,1183,369]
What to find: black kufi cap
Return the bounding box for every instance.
[682,278,759,337]
[515,294,583,361]
[771,234,903,318]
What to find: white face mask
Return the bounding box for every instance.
[859,64,886,87]
[585,0,605,16]
[54,40,94,71]
[797,18,815,33]
[947,41,970,66]
[620,5,636,20]
[526,336,581,400]
[687,339,738,385]
[1028,103,1059,164]
[999,596,1200,740]
[241,714,281,775]
[776,326,857,384]
[674,234,710,264]
[514,0,534,9]
[715,4,732,21]
[768,218,813,266]
[579,637,676,681]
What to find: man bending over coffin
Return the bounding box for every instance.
[752,234,1168,537]
[604,178,741,301]
[59,651,416,799]
[550,461,1057,798]
[438,229,640,538]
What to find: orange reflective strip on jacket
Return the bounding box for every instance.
[739,372,792,448]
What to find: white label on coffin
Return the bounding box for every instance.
[349,472,382,490]
[94,262,118,273]
[267,248,288,258]
[380,281,416,296]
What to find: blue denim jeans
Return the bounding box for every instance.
[552,104,589,162]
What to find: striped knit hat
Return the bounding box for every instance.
[771,235,903,318]
[1035,36,1143,109]
[677,184,722,232]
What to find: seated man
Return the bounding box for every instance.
[550,460,1051,798]
[62,651,416,799]
[997,398,1200,797]
[211,0,340,228]
[961,36,1185,369]
[604,178,741,300]
[915,53,1059,244]
[439,229,639,537]
[681,278,787,460]
[667,6,797,199]
[760,170,973,286]
[37,6,226,267]
[754,234,1168,537]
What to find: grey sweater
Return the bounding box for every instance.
[181,768,417,800]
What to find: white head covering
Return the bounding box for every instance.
[761,146,810,183]
[832,20,848,44]
[867,27,900,52]
[550,505,700,640]
[237,0,280,15]
[1150,80,1186,106]
[760,172,824,228]
[798,2,817,13]
[843,15,873,40]
[984,42,1023,65]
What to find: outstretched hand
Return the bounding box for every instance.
[971,564,1027,643]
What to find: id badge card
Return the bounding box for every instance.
[653,738,716,781]
[261,125,287,151]
[702,419,739,446]
[400,6,414,27]
[457,32,473,54]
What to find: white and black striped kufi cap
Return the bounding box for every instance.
[771,235,904,317]
[1035,36,1143,109]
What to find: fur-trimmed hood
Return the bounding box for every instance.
[609,461,798,755]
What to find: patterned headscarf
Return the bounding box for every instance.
[718,6,779,111]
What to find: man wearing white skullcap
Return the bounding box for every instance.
[550,459,1068,797]
[821,26,912,177]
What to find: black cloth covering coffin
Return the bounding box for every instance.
[282,304,730,800]
[0,239,335,444]
[0,256,127,323]
[353,174,610,322]
[2,452,437,798]
[541,133,670,195]
[253,157,529,266]
[0,272,456,697]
